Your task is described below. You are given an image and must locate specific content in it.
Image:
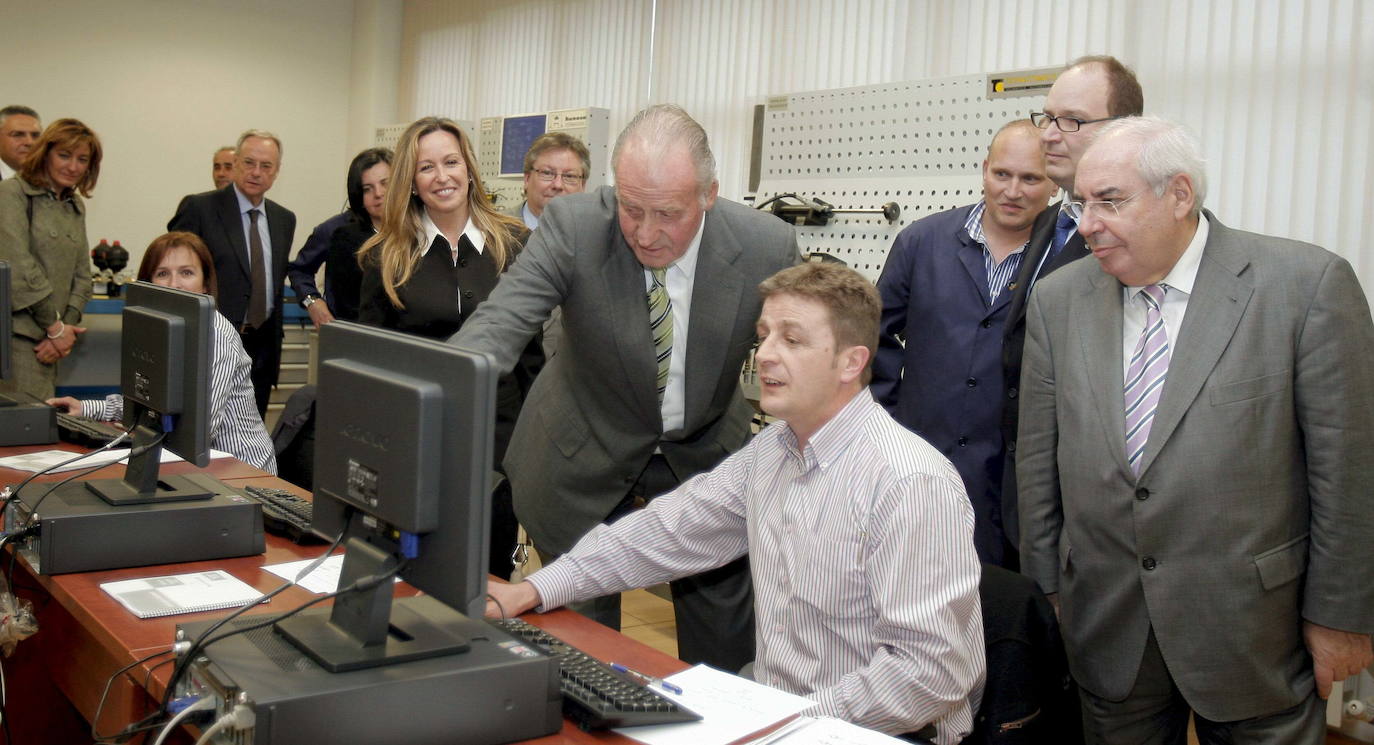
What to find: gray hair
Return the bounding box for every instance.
[236,129,283,162]
[0,105,39,128]
[611,104,716,195]
[1093,116,1207,216]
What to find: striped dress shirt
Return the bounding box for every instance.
[82,312,277,473]
[964,200,1026,304]
[530,390,984,742]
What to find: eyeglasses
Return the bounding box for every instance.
[1064,189,1147,221]
[530,167,584,186]
[1030,111,1122,133]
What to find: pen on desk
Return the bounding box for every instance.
[609,662,684,694]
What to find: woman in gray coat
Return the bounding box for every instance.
[0,118,100,400]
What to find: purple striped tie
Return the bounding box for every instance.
[1125,284,1169,475]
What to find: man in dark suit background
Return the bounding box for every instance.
[452,104,798,672]
[169,130,295,414]
[1018,115,1374,743]
[1000,56,1143,562]
[0,106,41,181]
[872,120,1055,566]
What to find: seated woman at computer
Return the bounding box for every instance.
[0,118,102,401]
[47,232,277,472]
[355,116,541,580]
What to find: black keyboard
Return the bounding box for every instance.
[241,485,322,543]
[55,412,123,447]
[488,617,701,730]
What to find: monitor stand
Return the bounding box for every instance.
[86,414,212,506]
[275,537,471,673]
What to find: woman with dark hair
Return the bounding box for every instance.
[48,232,276,472]
[357,117,541,579]
[0,118,100,400]
[285,147,391,325]
[323,147,390,320]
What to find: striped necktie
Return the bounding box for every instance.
[1124,284,1169,475]
[647,268,673,406]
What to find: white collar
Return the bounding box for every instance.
[233,183,265,212]
[420,208,485,256]
[654,211,706,282]
[1126,212,1209,298]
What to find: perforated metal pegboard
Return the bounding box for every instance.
[373,120,478,151]
[755,73,1046,282]
[477,107,611,213]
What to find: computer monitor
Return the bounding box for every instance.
[275,321,496,673]
[499,113,548,176]
[84,281,216,506]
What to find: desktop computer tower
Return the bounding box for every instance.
[179,597,563,745]
[6,472,264,574]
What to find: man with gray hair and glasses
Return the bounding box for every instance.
[0,106,40,181]
[1017,115,1374,743]
[452,104,799,672]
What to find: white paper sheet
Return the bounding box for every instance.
[0,447,234,474]
[262,554,348,594]
[615,664,816,745]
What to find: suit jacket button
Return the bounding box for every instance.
[965,377,977,388]
[957,436,968,447]
[1142,557,1157,571]
[980,319,992,329]
[463,290,473,299]
[458,258,467,267]
[1007,387,1018,399]
[1135,487,1149,501]
[1007,440,1016,453]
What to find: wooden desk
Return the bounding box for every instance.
[5,471,687,745]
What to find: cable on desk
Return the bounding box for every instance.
[0,427,132,513]
[90,647,176,743]
[150,695,212,745]
[159,516,350,717]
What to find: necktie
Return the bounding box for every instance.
[246,209,269,329]
[1124,284,1169,475]
[647,268,673,406]
[1050,209,1077,259]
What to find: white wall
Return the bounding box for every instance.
[4,0,359,270]
[397,0,1374,295]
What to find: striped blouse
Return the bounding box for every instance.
[530,390,984,742]
[81,311,277,473]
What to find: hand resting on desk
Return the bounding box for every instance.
[486,580,542,618]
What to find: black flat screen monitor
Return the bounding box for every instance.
[85,281,216,506]
[275,321,496,673]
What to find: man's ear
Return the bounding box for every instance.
[838,345,870,385]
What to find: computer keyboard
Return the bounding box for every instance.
[55,412,123,447]
[240,485,322,543]
[487,616,701,730]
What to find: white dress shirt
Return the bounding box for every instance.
[520,202,539,230]
[529,390,985,742]
[83,312,277,472]
[233,184,275,317]
[646,213,705,434]
[0,160,16,181]
[1121,214,1209,380]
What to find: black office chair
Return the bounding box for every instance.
[964,563,1083,745]
[271,384,317,491]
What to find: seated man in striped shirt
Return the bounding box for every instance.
[487,262,984,744]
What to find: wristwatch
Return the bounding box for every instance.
[301,294,321,308]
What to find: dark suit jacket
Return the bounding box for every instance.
[1017,213,1374,720]
[872,203,1016,565]
[998,202,1088,551]
[168,184,295,383]
[451,186,800,554]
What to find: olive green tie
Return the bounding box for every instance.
[647,268,673,405]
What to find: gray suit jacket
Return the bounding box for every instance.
[1018,212,1374,721]
[452,186,800,554]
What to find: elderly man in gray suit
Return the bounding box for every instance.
[1018,115,1374,744]
[451,104,799,671]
